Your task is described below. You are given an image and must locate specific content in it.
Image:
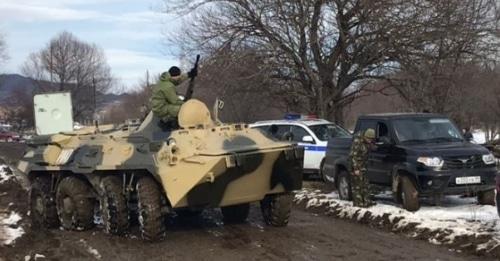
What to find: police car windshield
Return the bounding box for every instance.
[309,124,351,141]
[392,118,463,144]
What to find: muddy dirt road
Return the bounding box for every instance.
[0,143,491,260]
[2,205,488,261]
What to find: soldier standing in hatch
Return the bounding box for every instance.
[349,128,376,208]
[150,66,197,128]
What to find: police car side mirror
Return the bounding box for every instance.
[302,135,314,144]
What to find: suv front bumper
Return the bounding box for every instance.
[416,167,497,196]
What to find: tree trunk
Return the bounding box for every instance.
[333,105,344,126]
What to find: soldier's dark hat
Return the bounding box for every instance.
[168,66,181,77]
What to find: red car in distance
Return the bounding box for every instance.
[0,129,20,142]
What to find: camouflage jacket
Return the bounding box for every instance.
[150,73,187,120]
[349,132,372,173]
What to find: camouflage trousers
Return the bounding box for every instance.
[351,172,374,208]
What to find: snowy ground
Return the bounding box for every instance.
[0,165,25,246]
[472,130,499,145]
[0,165,14,184]
[0,211,24,246]
[295,188,500,255]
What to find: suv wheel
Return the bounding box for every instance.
[56,177,96,230]
[337,170,352,201]
[260,193,293,227]
[477,189,495,206]
[399,176,420,212]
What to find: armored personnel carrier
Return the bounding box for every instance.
[18,97,303,241]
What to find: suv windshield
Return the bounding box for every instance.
[309,124,351,141]
[393,118,463,144]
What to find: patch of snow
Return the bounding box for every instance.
[87,247,101,260]
[0,211,25,245]
[0,165,14,184]
[79,239,102,260]
[34,254,46,260]
[295,189,500,254]
[473,130,499,145]
[473,131,487,144]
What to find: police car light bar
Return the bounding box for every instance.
[284,113,318,120]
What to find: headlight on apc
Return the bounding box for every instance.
[417,157,444,168]
[482,153,496,165]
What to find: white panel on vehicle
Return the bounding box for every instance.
[34,92,74,135]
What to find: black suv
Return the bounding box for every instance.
[323,113,497,211]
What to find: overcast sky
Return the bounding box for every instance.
[0,0,181,92]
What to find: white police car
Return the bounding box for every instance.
[250,114,351,180]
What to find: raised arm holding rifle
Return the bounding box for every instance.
[150,56,200,129]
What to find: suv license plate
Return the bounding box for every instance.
[456,176,481,185]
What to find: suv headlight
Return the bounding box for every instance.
[482,153,496,165]
[417,157,444,168]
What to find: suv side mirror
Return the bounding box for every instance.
[302,135,314,143]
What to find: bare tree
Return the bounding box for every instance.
[164,0,499,124]
[388,0,499,114]
[0,32,7,69]
[2,88,34,130]
[469,65,500,142]
[180,49,284,122]
[22,31,113,121]
[164,0,410,124]
[101,72,156,124]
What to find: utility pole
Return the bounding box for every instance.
[50,45,53,86]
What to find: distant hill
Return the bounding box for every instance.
[0,74,127,108]
[0,74,37,99]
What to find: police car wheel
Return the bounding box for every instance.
[320,160,328,183]
[337,170,352,201]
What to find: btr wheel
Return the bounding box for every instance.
[399,176,420,212]
[260,193,293,227]
[136,176,166,241]
[56,176,96,230]
[99,176,129,235]
[337,170,352,201]
[478,189,495,206]
[221,203,250,224]
[30,176,59,228]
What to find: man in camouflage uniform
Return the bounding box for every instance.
[150,66,197,129]
[349,128,376,207]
